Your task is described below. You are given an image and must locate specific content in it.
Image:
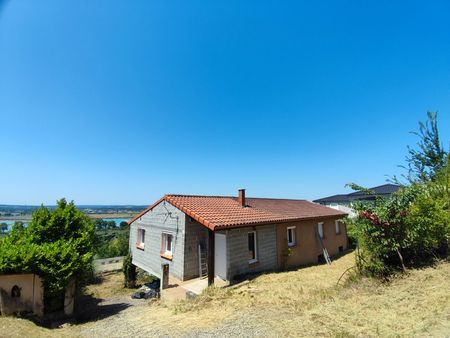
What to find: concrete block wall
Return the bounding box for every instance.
[130,201,186,280]
[183,218,208,280]
[226,224,278,280]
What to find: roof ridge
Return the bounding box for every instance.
[245,197,308,202]
[166,194,310,202]
[368,183,399,189]
[166,194,234,198]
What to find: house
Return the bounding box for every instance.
[128,189,347,286]
[313,184,401,218]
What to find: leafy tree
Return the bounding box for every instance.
[8,221,26,241]
[11,220,25,232]
[95,219,117,230]
[347,113,450,277]
[119,221,129,230]
[93,228,129,259]
[347,183,450,277]
[0,222,7,233]
[401,112,448,183]
[0,198,94,311]
[431,155,450,205]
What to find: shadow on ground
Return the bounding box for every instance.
[73,294,132,324]
[27,293,132,329]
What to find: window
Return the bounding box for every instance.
[335,220,341,234]
[248,231,257,263]
[161,233,174,258]
[287,226,296,247]
[317,222,324,239]
[136,228,145,250]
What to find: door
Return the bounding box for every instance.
[214,233,227,280]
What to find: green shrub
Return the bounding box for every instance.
[350,181,450,277]
[123,252,136,288]
[0,199,95,311]
[94,228,129,259]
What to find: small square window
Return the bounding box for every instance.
[287,226,296,247]
[317,222,324,239]
[335,220,341,235]
[248,231,257,263]
[161,233,174,258]
[136,228,145,250]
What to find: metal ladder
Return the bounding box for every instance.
[198,244,208,277]
[316,229,332,265]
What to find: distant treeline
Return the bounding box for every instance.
[1,218,130,259]
[94,219,130,259]
[0,204,147,216]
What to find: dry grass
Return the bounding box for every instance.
[1,251,449,337]
[84,272,131,299]
[169,252,450,337]
[0,316,75,337]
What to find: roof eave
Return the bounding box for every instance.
[128,196,167,225]
[129,196,347,231]
[214,212,348,230]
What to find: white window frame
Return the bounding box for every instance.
[248,231,258,264]
[317,222,324,239]
[137,228,145,249]
[287,226,296,247]
[162,233,173,256]
[335,220,341,234]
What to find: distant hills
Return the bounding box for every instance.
[0,204,147,215]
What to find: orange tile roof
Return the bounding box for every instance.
[129,195,347,230]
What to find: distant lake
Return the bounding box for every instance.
[0,220,28,232]
[100,218,130,226]
[0,218,130,232]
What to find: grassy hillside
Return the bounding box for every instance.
[171,252,450,337]
[1,252,449,337]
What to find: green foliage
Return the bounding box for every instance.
[348,179,450,277]
[123,252,136,288]
[0,222,7,233]
[347,113,450,277]
[7,221,26,242]
[345,222,358,248]
[94,226,129,259]
[95,219,117,231]
[10,220,25,232]
[0,198,95,307]
[402,112,448,183]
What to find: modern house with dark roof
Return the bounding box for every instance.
[313,184,401,217]
[129,189,348,286]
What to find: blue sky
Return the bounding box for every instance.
[1,1,449,205]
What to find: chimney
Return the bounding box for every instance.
[238,189,246,207]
